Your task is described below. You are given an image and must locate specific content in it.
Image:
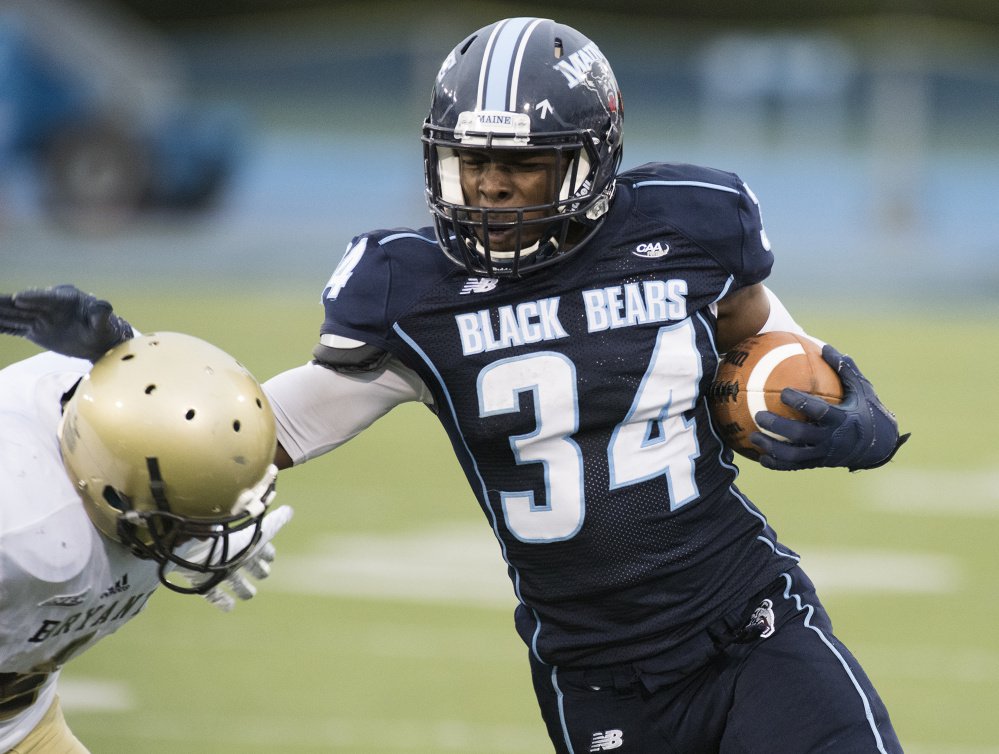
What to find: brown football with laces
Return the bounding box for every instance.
[708,331,843,460]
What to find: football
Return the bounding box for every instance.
[708,331,843,460]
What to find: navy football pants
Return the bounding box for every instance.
[530,568,902,753]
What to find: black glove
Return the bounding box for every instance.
[0,284,134,361]
[750,344,909,472]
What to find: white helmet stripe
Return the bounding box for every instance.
[477,17,542,111]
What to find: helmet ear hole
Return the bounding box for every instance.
[102,486,130,513]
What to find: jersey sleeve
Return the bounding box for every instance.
[317,234,396,351]
[316,228,446,354]
[628,163,774,288]
[735,180,774,286]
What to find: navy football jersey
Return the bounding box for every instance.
[317,162,800,668]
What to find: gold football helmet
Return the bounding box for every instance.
[58,332,278,594]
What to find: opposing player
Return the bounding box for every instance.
[3,16,908,752]
[0,326,292,753]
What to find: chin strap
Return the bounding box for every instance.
[146,457,170,511]
[470,222,567,277]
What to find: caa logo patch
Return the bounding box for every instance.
[632,241,670,259]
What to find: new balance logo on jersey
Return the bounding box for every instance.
[590,729,624,751]
[632,241,670,259]
[460,277,499,295]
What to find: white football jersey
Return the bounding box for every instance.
[0,352,163,751]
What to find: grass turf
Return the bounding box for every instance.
[1,287,995,752]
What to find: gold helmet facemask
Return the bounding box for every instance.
[58,332,278,595]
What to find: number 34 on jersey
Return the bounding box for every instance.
[475,317,704,544]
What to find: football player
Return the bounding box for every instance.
[2,16,908,753]
[0,324,293,753]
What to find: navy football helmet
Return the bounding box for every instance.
[423,17,623,276]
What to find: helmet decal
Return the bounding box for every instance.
[553,41,605,89]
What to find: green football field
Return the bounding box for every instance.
[1,286,995,753]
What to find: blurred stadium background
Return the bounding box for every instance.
[1,1,997,751]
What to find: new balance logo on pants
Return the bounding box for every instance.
[589,729,624,751]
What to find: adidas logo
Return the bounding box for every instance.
[99,574,130,600]
[589,729,624,751]
[459,277,499,294]
[632,241,670,259]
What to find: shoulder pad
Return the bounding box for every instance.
[312,335,391,373]
[362,226,438,248]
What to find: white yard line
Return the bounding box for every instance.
[270,523,962,603]
[855,643,999,685]
[58,678,133,712]
[800,548,961,593]
[69,711,546,751]
[904,747,999,754]
[271,524,516,607]
[866,468,999,516]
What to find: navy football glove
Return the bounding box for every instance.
[0,284,134,361]
[750,345,909,472]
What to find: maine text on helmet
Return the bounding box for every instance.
[476,114,514,126]
[554,42,603,89]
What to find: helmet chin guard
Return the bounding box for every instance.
[59,332,279,594]
[423,17,623,277]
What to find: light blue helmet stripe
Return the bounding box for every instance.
[478,17,541,111]
[508,18,546,108]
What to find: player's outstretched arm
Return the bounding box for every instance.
[750,345,910,471]
[0,284,134,361]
